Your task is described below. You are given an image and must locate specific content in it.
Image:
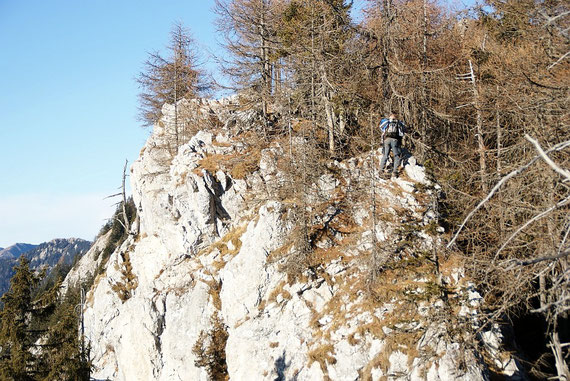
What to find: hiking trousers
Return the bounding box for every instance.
[379,137,402,173]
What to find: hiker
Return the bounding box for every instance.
[379,113,407,178]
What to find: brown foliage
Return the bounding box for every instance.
[192,313,229,381]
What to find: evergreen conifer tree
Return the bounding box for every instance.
[0,257,44,380]
[0,258,91,380]
[43,285,90,380]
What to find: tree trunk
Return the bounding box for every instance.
[496,86,502,176]
[419,0,428,162]
[174,72,179,153]
[339,107,346,137]
[381,0,393,114]
[324,95,335,154]
[469,60,488,192]
[121,159,130,233]
[320,65,335,154]
[550,330,570,380]
[310,9,316,122]
[259,0,271,126]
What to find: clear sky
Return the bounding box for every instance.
[0,0,477,248]
[0,0,222,247]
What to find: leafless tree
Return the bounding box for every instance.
[214,0,280,125]
[137,22,208,153]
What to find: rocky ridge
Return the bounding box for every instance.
[25,238,91,270]
[0,243,38,259]
[71,98,522,380]
[0,238,91,296]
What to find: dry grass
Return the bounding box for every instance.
[359,323,388,344]
[257,299,266,312]
[233,315,251,329]
[378,211,396,223]
[267,280,292,305]
[267,241,295,263]
[212,259,227,272]
[111,251,139,302]
[354,305,427,376]
[203,224,247,257]
[385,331,422,366]
[297,244,442,375]
[365,257,440,304]
[358,352,385,381]
[175,170,189,187]
[275,199,361,282]
[308,343,336,374]
[438,253,465,276]
[203,277,223,311]
[212,140,233,148]
[194,153,233,176]
[385,182,406,198]
[347,332,361,346]
[191,142,262,182]
[86,272,107,306]
[230,148,261,179]
[309,247,347,269]
[258,280,294,313]
[355,258,442,370]
[196,224,248,277]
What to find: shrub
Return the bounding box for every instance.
[192,313,229,380]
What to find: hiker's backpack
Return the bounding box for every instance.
[385,120,403,139]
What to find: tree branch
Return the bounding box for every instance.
[502,249,570,270]
[525,135,570,181]
[447,138,570,248]
[495,196,570,259]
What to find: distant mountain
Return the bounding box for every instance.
[0,243,38,259]
[24,238,92,270]
[0,238,91,297]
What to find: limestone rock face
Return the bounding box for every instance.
[77,98,521,381]
[61,231,110,294]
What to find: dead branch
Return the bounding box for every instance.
[502,249,570,270]
[447,139,570,249]
[547,50,570,71]
[495,196,570,258]
[558,218,570,255]
[525,135,570,181]
[121,159,130,233]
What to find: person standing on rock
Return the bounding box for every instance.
[379,113,407,178]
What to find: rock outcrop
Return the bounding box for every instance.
[77,99,522,380]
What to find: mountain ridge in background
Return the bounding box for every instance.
[0,243,38,259]
[0,238,92,296]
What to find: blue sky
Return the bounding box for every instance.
[0,0,222,247]
[0,0,477,248]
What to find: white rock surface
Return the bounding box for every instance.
[62,231,111,294]
[74,98,521,381]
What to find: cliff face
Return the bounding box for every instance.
[75,99,521,380]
